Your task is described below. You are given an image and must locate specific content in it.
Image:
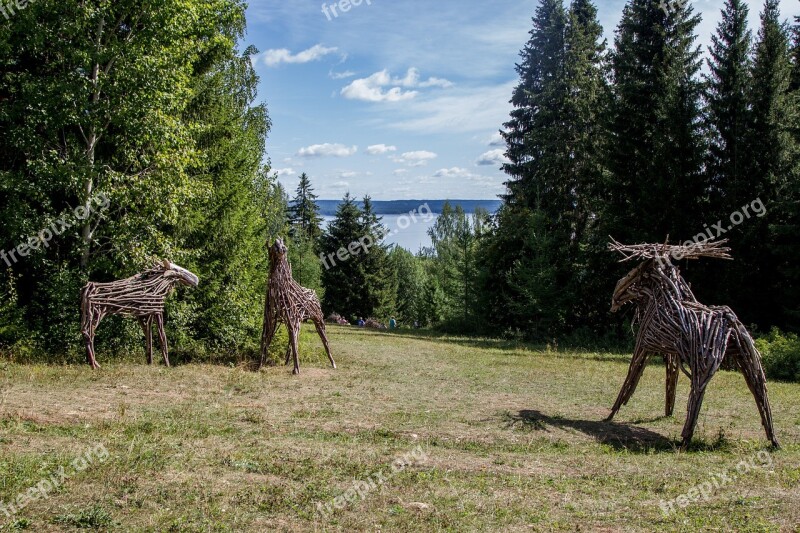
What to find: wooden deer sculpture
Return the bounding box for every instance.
[81,261,199,369]
[260,237,336,374]
[605,238,778,449]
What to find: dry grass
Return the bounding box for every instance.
[1,325,798,531]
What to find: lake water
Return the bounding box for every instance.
[321,214,438,252]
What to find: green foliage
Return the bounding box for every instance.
[427,203,488,331]
[287,173,323,243]
[0,0,278,359]
[389,247,428,326]
[488,0,609,339]
[287,230,324,298]
[605,0,706,244]
[755,328,800,382]
[320,194,393,320]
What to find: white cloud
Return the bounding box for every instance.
[433,167,476,179]
[476,149,510,166]
[393,169,409,176]
[272,167,295,178]
[488,132,505,147]
[393,68,454,89]
[297,143,358,157]
[366,144,398,155]
[392,81,515,134]
[392,150,438,167]
[340,68,453,103]
[339,171,358,178]
[330,69,356,80]
[341,70,418,102]
[259,44,338,67]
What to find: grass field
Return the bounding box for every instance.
[1,325,798,532]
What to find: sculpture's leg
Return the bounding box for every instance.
[313,319,336,369]
[139,316,154,365]
[155,313,170,367]
[730,332,779,448]
[84,310,103,370]
[665,353,679,417]
[284,340,292,366]
[260,315,279,369]
[606,347,649,421]
[288,321,301,375]
[680,375,711,450]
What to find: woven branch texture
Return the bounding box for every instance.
[260,238,336,374]
[81,261,199,369]
[605,238,778,449]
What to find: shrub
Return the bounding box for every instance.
[755,328,800,382]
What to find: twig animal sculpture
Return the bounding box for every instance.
[605,238,778,449]
[260,238,336,374]
[81,261,199,369]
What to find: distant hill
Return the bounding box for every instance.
[316,199,502,216]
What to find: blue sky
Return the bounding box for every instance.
[244,0,799,200]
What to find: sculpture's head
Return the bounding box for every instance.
[610,259,659,312]
[607,237,732,313]
[161,260,200,287]
[269,237,288,262]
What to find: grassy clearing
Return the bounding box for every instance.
[0,325,798,531]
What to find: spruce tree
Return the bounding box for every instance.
[321,193,390,320]
[698,0,753,305]
[790,15,800,91]
[288,173,323,243]
[488,0,609,337]
[745,0,797,328]
[705,0,752,217]
[605,0,706,245]
[286,173,323,290]
[357,196,395,319]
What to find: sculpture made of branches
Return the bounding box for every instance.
[81,261,199,369]
[605,238,778,449]
[260,238,336,374]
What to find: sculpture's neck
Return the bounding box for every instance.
[271,258,292,281]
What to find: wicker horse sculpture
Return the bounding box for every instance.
[605,238,778,449]
[260,238,336,374]
[81,261,199,369]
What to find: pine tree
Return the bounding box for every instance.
[180,40,273,350]
[320,194,392,320]
[604,0,706,245]
[501,0,567,207]
[288,173,323,243]
[357,196,395,319]
[745,0,798,328]
[790,15,800,91]
[697,0,753,306]
[488,0,609,337]
[705,0,752,216]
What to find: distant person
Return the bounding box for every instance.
[389,317,397,329]
[357,317,365,327]
[414,321,420,329]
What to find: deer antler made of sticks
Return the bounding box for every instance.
[604,236,778,450]
[607,236,732,263]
